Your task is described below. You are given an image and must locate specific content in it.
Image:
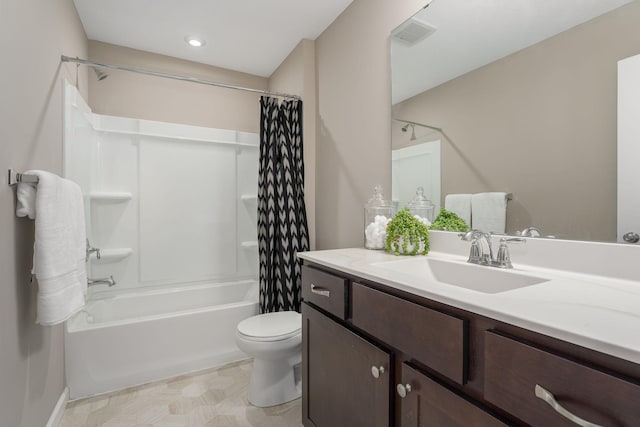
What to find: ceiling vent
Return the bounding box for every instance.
[392,17,437,46]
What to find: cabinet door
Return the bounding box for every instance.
[398,363,510,427]
[302,303,391,427]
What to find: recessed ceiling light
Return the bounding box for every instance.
[185,36,206,47]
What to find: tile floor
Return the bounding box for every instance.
[59,360,302,427]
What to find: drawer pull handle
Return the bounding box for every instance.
[396,383,412,398]
[535,384,604,427]
[371,366,385,379]
[310,284,331,297]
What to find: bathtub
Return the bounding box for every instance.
[65,279,258,399]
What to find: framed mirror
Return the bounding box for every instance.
[391,0,640,242]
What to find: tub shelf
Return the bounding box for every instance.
[241,241,258,249]
[90,248,133,262]
[241,194,257,202]
[90,191,133,202]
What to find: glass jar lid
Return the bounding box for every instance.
[365,185,392,208]
[407,187,435,209]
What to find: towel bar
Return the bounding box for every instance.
[8,169,39,186]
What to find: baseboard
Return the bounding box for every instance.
[46,387,69,427]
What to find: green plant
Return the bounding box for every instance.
[430,208,470,232]
[385,209,429,255]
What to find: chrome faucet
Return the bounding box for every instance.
[459,230,525,268]
[86,239,101,261]
[88,276,116,287]
[459,230,494,265]
[518,226,556,239]
[518,227,542,237]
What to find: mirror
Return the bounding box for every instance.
[391,0,640,242]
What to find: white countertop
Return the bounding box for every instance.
[298,248,640,365]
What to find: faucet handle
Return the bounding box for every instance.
[502,237,526,244]
[467,239,482,264]
[460,230,493,265]
[459,229,483,241]
[85,239,101,261]
[494,237,526,269]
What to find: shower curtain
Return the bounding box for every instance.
[258,96,309,313]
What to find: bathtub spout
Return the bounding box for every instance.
[88,276,116,287]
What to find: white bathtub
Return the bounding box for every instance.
[65,280,258,399]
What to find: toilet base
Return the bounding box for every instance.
[248,354,302,407]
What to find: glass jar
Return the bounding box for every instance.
[406,186,435,223]
[364,185,394,250]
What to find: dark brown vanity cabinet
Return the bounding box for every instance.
[302,264,505,426]
[398,363,508,427]
[301,265,348,319]
[301,262,640,427]
[484,331,640,426]
[351,283,467,385]
[302,303,391,427]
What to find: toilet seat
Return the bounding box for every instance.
[237,311,301,342]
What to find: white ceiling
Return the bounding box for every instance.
[73,0,354,77]
[392,0,634,104]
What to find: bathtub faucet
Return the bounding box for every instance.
[88,276,116,287]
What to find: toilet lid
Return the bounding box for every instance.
[237,311,301,341]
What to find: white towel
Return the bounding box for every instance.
[18,170,87,325]
[444,194,471,226]
[471,192,508,234]
[16,182,36,219]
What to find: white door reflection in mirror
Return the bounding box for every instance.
[392,140,441,213]
[617,53,640,244]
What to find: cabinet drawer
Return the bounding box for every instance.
[302,265,348,319]
[484,331,640,427]
[351,283,467,384]
[398,363,509,426]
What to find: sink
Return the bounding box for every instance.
[373,257,549,294]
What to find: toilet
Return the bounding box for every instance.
[236,311,302,407]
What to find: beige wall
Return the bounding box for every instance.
[88,41,268,133]
[393,2,640,241]
[314,0,426,249]
[269,40,317,249]
[0,1,88,426]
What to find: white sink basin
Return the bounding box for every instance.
[373,257,549,293]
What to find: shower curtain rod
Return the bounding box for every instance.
[61,55,302,101]
[393,118,442,132]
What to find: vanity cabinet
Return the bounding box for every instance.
[485,331,640,426]
[301,261,640,427]
[302,303,391,427]
[351,282,467,385]
[398,363,508,427]
[301,265,348,319]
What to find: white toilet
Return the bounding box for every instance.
[236,310,302,407]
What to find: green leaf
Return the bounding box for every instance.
[429,208,470,232]
[384,209,430,256]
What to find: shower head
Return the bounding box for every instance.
[93,67,108,81]
[401,123,416,140]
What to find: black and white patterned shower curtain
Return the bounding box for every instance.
[258,96,309,313]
